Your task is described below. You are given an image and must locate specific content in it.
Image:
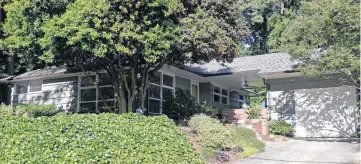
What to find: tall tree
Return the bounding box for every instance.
[241,0,301,55]
[269,0,360,86]
[0,0,70,74]
[2,0,247,113]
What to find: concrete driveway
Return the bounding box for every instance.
[238,140,360,164]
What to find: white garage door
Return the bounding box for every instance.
[294,86,357,137]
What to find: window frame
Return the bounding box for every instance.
[78,74,115,113]
[213,84,228,105]
[14,80,43,95]
[148,71,175,115]
[190,81,199,103]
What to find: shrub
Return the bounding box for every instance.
[15,104,58,117]
[229,127,265,158]
[269,120,294,136]
[0,113,203,163]
[188,114,232,150]
[230,127,265,151]
[246,105,261,119]
[0,103,13,115]
[230,126,257,138]
[240,147,259,158]
[163,89,217,120]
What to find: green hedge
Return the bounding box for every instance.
[269,120,294,136]
[188,114,232,150]
[16,104,58,117]
[0,113,204,163]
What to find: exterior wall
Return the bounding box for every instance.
[11,76,78,111]
[175,76,191,92]
[199,82,212,104]
[229,91,239,108]
[267,75,358,138]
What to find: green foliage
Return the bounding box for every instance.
[230,127,265,151]
[240,146,259,158]
[201,147,216,160]
[229,127,265,158]
[246,106,262,119]
[269,120,294,136]
[269,0,360,82]
[0,103,13,116]
[188,114,232,150]
[163,88,217,120]
[15,104,58,117]
[0,113,204,163]
[230,126,257,139]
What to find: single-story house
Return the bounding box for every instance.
[0,53,359,138]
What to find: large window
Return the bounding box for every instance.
[79,74,115,113]
[148,72,174,115]
[213,85,228,105]
[239,94,250,108]
[16,80,42,94]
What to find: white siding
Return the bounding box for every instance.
[11,76,78,111]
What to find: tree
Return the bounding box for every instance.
[2,0,247,113]
[269,0,360,86]
[0,0,70,74]
[241,0,301,55]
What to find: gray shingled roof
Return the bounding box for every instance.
[13,67,67,80]
[0,53,298,82]
[184,53,298,76]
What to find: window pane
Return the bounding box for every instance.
[191,84,198,99]
[148,85,160,99]
[98,87,114,100]
[150,72,161,85]
[222,89,228,96]
[81,88,96,101]
[163,74,173,87]
[17,84,28,94]
[221,97,228,104]
[162,87,173,100]
[98,74,112,86]
[239,102,244,108]
[80,102,96,113]
[81,76,96,87]
[98,101,115,113]
[239,95,244,101]
[213,94,220,102]
[29,81,42,92]
[214,86,220,93]
[148,99,161,114]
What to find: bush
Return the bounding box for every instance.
[163,89,217,120]
[269,120,294,136]
[230,126,257,138]
[15,104,58,117]
[239,147,259,158]
[246,105,261,119]
[188,114,232,150]
[0,103,13,115]
[0,113,203,163]
[229,127,265,158]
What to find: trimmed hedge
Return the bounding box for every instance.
[188,114,232,150]
[0,113,204,163]
[269,120,294,136]
[16,104,58,117]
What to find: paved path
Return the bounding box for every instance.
[237,140,360,164]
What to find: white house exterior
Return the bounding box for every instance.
[0,53,358,138]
